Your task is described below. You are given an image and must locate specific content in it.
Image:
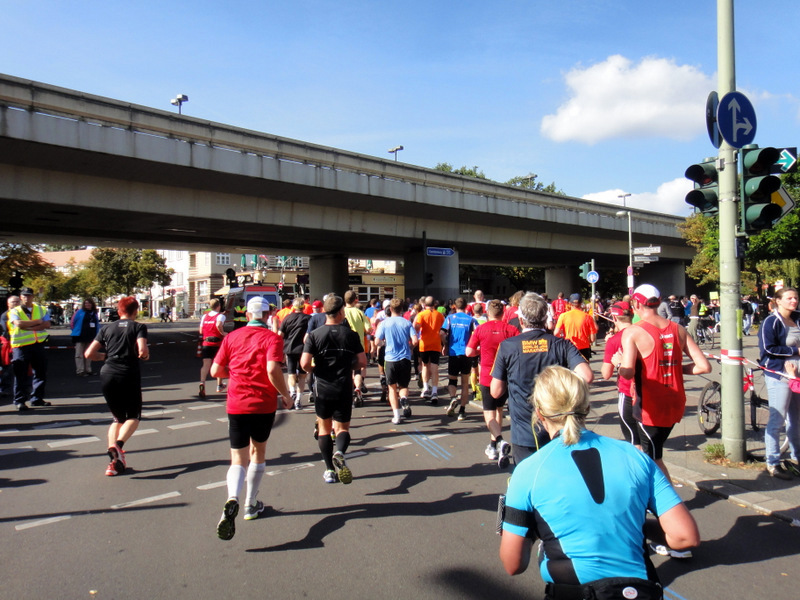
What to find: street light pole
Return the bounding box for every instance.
[617,210,634,294]
[618,192,631,208]
[388,145,404,161]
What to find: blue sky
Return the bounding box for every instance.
[3,1,799,216]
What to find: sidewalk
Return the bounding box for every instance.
[591,332,800,525]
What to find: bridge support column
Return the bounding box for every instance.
[309,254,350,301]
[405,250,460,302]
[545,267,579,299]
[637,262,687,298]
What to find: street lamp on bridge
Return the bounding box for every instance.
[388,145,404,161]
[616,209,634,294]
[618,192,631,208]
[170,94,189,115]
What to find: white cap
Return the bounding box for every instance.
[247,296,268,318]
[632,284,661,308]
[382,299,391,308]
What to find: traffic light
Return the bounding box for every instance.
[424,272,434,286]
[685,158,719,214]
[740,145,782,233]
[579,262,591,280]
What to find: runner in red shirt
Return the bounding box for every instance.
[211,297,292,540]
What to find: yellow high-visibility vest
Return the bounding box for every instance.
[8,304,50,348]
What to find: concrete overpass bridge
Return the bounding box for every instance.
[0,73,692,300]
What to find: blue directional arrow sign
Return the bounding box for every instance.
[586,271,599,284]
[426,246,455,257]
[716,91,757,149]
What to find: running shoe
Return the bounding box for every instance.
[30,399,52,407]
[332,451,352,484]
[429,393,439,406]
[217,498,239,540]
[416,373,423,388]
[216,383,226,393]
[353,389,363,408]
[457,410,466,421]
[323,469,338,484]
[391,414,404,425]
[105,461,119,476]
[198,383,206,398]
[649,543,692,559]
[421,388,431,399]
[497,440,511,469]
[244,500,265,521]
[313,421,319,440]
[294,396,303,410]
[485,444,499,461]
[446,398,460,417]
[360,382,368,393]
[108,444,126,474]
[400,397,412,418]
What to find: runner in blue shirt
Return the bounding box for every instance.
[376,298,418,424]
[442,298,478,420]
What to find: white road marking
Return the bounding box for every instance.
[111,491,181,509]
[167,421,210,430]
[34,421,82,429]
[187,403,224,410]
[0,446,34,456]
[132,428,159,436]
[47,436,100,448]
[141,408,182,417]
[15,515,72,530]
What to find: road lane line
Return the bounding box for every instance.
[664,588,691,600]
[375,441,413,451]
[266,462,315,476]
[34,421,82,429]
[0,446,34,456]
[15,515,72,530]
[132,428,159,436]
[111,491,181,509]
[197,481,227,490]
[406,430,452,460]
[187,403,224,410]
[141,408,182,417]
[167,421,210,430]
[48,436,100,448]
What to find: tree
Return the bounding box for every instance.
[0,244,54,290]
[495,266,544,291]
[678,213,720,287]
[434,162,487,179]
[85,248,173,296]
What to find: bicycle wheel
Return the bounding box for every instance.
[697,380,722,435]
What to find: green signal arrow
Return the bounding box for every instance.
[777,148,797,172]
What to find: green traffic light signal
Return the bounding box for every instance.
[685,158,719,214]
[579,262,590,280]
[740,145,782,233]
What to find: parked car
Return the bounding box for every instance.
[99,307,119,322]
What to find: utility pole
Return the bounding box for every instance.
[717,0,746,462]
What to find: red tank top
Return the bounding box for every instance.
[201,312,223,347]
[633,320,686,427]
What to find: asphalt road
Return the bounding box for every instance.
[1,323,797,600]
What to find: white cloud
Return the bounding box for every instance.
[582,178,694,217]
[541,55,715,144]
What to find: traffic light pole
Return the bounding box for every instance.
[717,0,746,462]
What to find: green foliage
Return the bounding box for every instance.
[0,243,54,286]
[86,248,173,296]
[434,162,487,179]
[496,266,544,291]
[678,213,720,286]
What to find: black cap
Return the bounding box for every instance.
[20,287,34,295]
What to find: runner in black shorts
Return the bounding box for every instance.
[302,295,366,485]
[85,296,149,477]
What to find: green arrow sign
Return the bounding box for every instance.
[777,148,797,173]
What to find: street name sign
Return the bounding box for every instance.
[633,246,661,255]
[634,256,659,264]
[426,247,455,257]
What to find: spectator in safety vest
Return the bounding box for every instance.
[232,298,248,330]
[7,287,52,412]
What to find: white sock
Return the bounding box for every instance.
[245,462,266,507]
[226,465,246,501]
[393,408,402,419]
[431,386,438,396]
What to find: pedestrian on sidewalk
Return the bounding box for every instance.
[71,298,100,376]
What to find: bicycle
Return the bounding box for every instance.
[694,318,717,349]
[697,357,789,455]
